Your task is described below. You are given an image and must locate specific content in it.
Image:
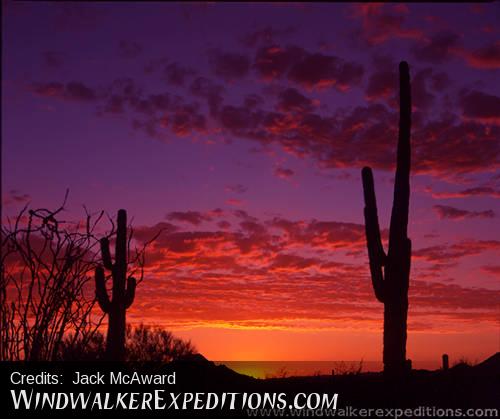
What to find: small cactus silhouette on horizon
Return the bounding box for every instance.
[95,209,136,361]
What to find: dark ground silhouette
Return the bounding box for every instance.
[173,352,500,410]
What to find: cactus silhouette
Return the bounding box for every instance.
[361,61,412,376]
[95,209,136,361]
[442,354,449,371]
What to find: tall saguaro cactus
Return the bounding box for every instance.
[95,209,136,361]
[361,61,412,376]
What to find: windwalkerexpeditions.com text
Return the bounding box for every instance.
[10,390,339,411]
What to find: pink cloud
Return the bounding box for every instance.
[433,205,495,220]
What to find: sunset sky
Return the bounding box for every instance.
[2,2,499,367]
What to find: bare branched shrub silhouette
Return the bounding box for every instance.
[265,366,289,379]
[361,61,412,376]
[125,324,195,363]
[333,360,364,376]
[0,195,104,361]
[57,324,195,362]
[57,330,106,361]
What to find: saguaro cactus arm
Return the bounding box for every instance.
[95,266,111,312]
[362,167,386,303]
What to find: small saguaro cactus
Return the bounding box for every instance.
[361,61,412,376]
[95,209,136,361]
[442,354,449,371]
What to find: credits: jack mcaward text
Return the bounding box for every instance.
[72,371,176,385]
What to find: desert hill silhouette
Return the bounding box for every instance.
[167,351,500,410]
